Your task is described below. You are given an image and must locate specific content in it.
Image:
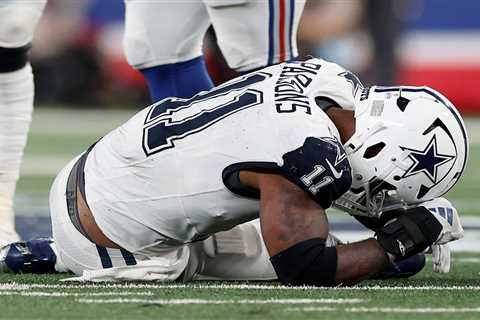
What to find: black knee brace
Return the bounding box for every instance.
[0,45,30,72]
[270,238,337,287]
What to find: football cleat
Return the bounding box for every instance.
[0,238,57,273]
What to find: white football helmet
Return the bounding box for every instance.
[334,86,469,217]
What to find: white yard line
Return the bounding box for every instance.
[0,291,154,297]
[76,298,364,305]
[453,257,480,263]
[347,307,480,313]
[288,307,480,313]
[286,307,337,312]
[2,283,480,291]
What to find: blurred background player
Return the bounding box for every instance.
[297,0,401,85]
[0,0,46,245]
[123,0,306,102]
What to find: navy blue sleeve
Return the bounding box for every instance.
[222,137,352,209]
[278,137,352,209]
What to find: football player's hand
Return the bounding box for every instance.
[419,197,464,245]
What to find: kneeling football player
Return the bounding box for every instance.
[1,59,467,285]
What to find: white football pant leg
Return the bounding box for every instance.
[123,0,210,69]
[0,65,34,241]
[186,220,344,281]
[0,0,46,242]
[191,220,277,281]
[0,0,46,48]
[204,0,305,71]
[50,157,189,281]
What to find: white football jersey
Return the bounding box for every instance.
[83,58,357,252]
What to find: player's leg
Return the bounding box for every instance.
[189,220,277,281]
[205,0,306,72]
[190,219,425,281]
[123,0,213,102]
[46,156,189,281]
[189,221,344,281]
[0,0,46,245]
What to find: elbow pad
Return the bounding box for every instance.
[270,238,337,287]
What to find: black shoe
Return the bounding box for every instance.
[0,238,57,274]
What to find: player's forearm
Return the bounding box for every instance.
[335,238,389,285]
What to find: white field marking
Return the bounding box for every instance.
[3,283,480,291]
[0,290,154,297]
[285,307,337,312]
[287,307,480,313]
[453,257,480,263]
[347,307,480,314]
[76,298,364,305]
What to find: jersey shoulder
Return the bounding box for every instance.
[304,58,363,111]
[279,135,352,209]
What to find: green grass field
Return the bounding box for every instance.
[0,253,479,320]
[2,108,479,319]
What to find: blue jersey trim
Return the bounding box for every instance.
[268,0,275,65]
[288,0,295,59]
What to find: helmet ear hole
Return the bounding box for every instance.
[363,142,386,159]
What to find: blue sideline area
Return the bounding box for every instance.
[16,216,52,240]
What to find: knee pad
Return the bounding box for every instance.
[270,238,338,286]
[0,45,30,72]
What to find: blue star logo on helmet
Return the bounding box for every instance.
[401,135,455,183]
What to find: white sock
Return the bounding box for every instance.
[0,64,34,235]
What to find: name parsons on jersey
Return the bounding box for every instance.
[274,61,321,115]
